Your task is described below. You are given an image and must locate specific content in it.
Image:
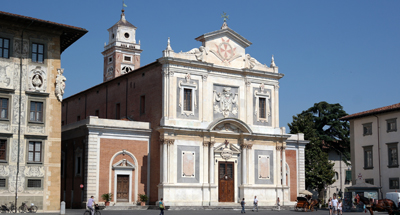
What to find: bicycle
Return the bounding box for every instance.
[1,202,15,213]
[83,204,101,215]
[18,202,37,213]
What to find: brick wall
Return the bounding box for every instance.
[286,150,297,201]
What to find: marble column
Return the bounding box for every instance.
[203,141,209,183]
[282,146,286,186]
[241,144,247,185]
[276,146,281,185]
[209,141,215,184]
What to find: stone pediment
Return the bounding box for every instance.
[213,123,241,133]
[214,141,241,160]
[112,159,135,170]
[162,25,277,73]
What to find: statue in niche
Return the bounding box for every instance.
[186,46,208,61]
[55,68,66,102]
[213,87,238,118]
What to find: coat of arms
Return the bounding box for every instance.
[213,87,238,118]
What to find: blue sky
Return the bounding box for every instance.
[2,1,400,131]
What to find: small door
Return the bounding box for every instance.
[218,162,234,202]
[117,175,129,202]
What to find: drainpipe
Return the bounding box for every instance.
[15,20,34,213]
[373,115,383,199]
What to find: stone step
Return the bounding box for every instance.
[103,206,148,210]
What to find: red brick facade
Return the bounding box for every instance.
[61,62,163,207]
[286,149,297,201]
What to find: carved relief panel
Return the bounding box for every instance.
[213,85,239,119]
[0,62,12,89]
[176,73,199,119]
[253,83,272,126]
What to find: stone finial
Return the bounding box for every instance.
[166,37,172,51]
[270,55,276,68]
[121,9,126,21]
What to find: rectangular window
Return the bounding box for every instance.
[29,101,43,122]
[0,37,10,58]
[95,110,99,117]
[32,43,44,63]
[389,178,399,189]
[0,139,6,161]
[184,89,192,111]
[77,115,80,121]
[0,178,5,187]
[387,118,397,132]
[140,95,145,115]
[259,97,266,119]
[28,141,42,163]
[363,123,372,136]
[363,146,373,169]
[0,98,8,119]
[116,103,120,119]
[388,143,398,167]
[365,178,374,185]
[27,179,41,188]
[76,157,81,175]
[124,56,131,61]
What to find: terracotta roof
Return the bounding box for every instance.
[341,102,400,120]
[0,10,88,53]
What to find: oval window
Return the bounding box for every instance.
[124,33,130,38]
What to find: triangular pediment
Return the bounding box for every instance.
[195,27,252,49]
[112,159,135,169]
[214,142,241,154]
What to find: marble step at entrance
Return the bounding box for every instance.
[165,205,293,211]
[103,203,148,210]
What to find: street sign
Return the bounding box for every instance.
[358,173,362,180]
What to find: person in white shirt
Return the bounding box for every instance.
[87,196,95,215]
[252,196,258,212]
[332,195,339,215]
[338,199,343,215]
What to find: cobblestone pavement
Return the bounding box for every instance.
[30,209,389,215]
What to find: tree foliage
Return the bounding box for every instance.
[288,101,350,193]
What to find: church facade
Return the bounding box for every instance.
[61,11,307,207]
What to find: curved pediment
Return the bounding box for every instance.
[208,118,252,134]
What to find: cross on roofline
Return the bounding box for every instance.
[221,12,229,22]
[224,140,229,148]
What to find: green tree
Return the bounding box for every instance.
[288,102,350,193]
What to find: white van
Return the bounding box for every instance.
[386,192,400,207]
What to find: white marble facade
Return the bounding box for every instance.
[157,21,307,206]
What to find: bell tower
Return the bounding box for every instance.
[102,9,142,82]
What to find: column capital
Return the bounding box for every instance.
[276,146,282,151]
[209,141,215,147]
[247,144,253,149]
[203,141,209,147]
[160,138,175,145]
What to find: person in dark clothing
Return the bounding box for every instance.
[241,198,246,213]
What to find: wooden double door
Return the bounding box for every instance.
[117,175,129,202]
[218,162,234,202]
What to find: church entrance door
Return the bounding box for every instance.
[218,161,234,202]
[117,175,129,202]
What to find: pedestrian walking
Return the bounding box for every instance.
[159,198,165,215]
[338,199,342,215]
[332,195,338,215]
[252,196,258,212]
[328,198,332,215]
[241,198,246,213]
[276,197,280,211]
